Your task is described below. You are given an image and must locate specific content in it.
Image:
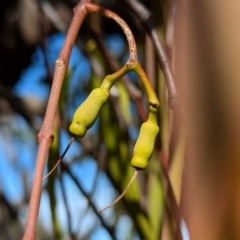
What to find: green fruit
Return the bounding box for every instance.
[69,88,108,137]
[131,121,159,170]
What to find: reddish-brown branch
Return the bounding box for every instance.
[22,1,90,239]
[85,3,137,65]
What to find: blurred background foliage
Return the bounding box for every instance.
[0,0,184,239]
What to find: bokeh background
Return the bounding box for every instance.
[0,1,177,239]
[4,0,240,240]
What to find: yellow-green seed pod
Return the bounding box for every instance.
[69,88,108,137]
[131,121,159,170]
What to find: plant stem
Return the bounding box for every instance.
[100,65,130,92]
[85,3,137,65]
[22,1,90,239]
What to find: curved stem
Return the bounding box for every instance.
[98,169,139,214]
[148,105,159,124]
[132,62,160,108]
[22,1,160,239]
[22,1,90,239]
[42,136,75,181]
[85,3,160,110]
[85,3,137,65]
[100,65,130,92]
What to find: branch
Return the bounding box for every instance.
[22,1,90,239]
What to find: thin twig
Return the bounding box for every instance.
[42,136,75,181]
[98,169,139,214]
